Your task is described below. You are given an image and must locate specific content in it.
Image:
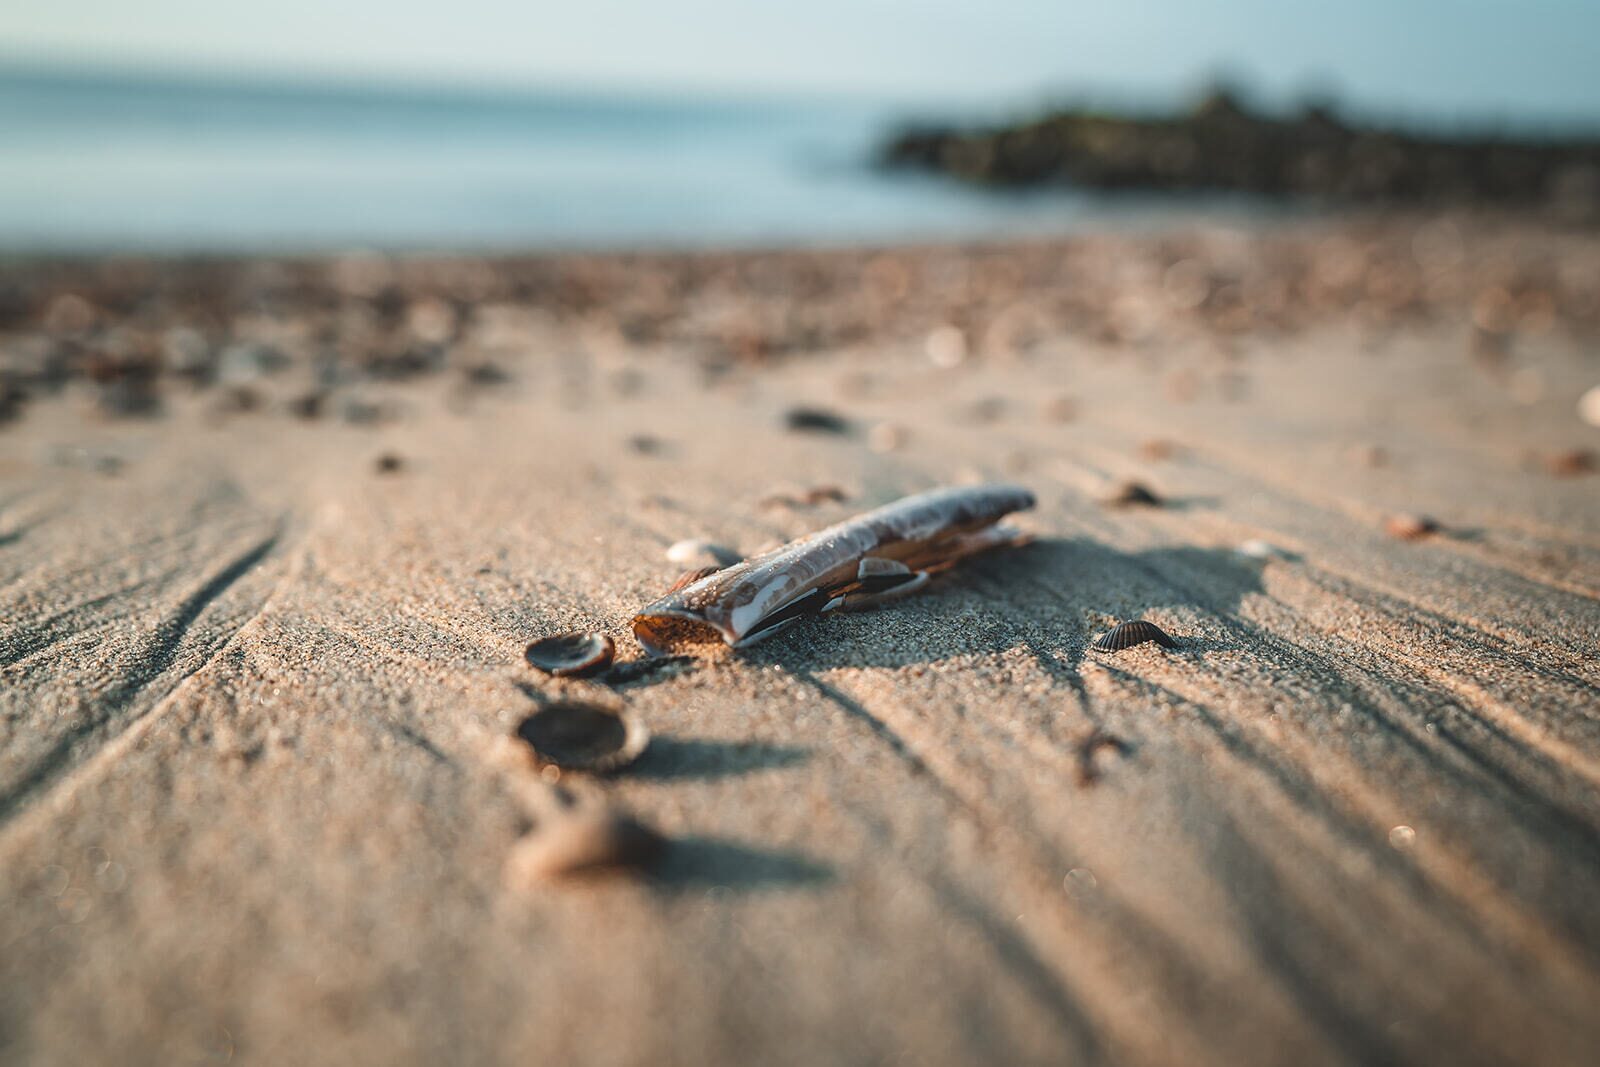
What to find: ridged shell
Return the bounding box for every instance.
[524,632,615,677]
[514,701,650,772]
[1091,619,1177,652]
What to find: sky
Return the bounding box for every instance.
[3,0,1599,121]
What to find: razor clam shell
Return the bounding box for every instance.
[632,483,1034,654]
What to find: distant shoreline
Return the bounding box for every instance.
[880,89,1600,219]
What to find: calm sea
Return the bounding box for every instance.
[0,66,1272,253]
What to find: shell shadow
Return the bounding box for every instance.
[630,737,810,782]
[744,537,1273,674]
[651,837,835,893]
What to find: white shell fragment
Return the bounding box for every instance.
[1236,539,1289,560]
[665,539,741,568]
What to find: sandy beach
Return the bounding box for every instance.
[3,215,1600,1065]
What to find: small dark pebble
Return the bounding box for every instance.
[784,407,852,435]
[628,434,666,456]
[1384,513,1440,541]
[1103,480,1163,508]
[374,452,405,474]
[1543,448,1595,477]
[286,390,326,420]
[462,361,511,387]
[1092,619,1178,652]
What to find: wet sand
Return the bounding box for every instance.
[2,216,1599,1066]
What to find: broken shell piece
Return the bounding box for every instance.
[633,484,1035,655]
[1236,538,1289,560]
[524,632,616,677]
[1383,513,1440,541]
[832,557,930,612]
[1091,620,1178,652]
[514,701,649,772]
[1102,480,1163,508]
[665,539,741,568]
[506,803,666,883]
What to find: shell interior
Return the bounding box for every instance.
[525,632,615,677]
[514,702,650,772]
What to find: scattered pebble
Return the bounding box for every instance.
[784,407,852,435]
[665,538,740,568]
[1384,513,1440,541]
[524,632,616,677]
[1091,619,1178,652]
[1101,480,1163,508]
[1543,448,1595,477]
[1388,825,1417,851]
[1138,438,1179,461]
[286,390,326,420]
[513,701,648,772]
[462,361,511,387]
[373,452,405,474]
[628,434,666,456]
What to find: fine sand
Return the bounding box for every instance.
[2,217,1600,1066]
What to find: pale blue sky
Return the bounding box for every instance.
[4,0,1598,119]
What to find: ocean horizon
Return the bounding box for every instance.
[0,63,1283,253]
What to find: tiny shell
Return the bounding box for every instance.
[514,701,649,772]
[1383,514,1440,541]
[524,632,615,677]
[505,805,666,883]
[1091,620,1178,652]
[1102,480,1163,508]
[1580,385,1600,428]
[1236,539,1288,560]
[665,539,741,568]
